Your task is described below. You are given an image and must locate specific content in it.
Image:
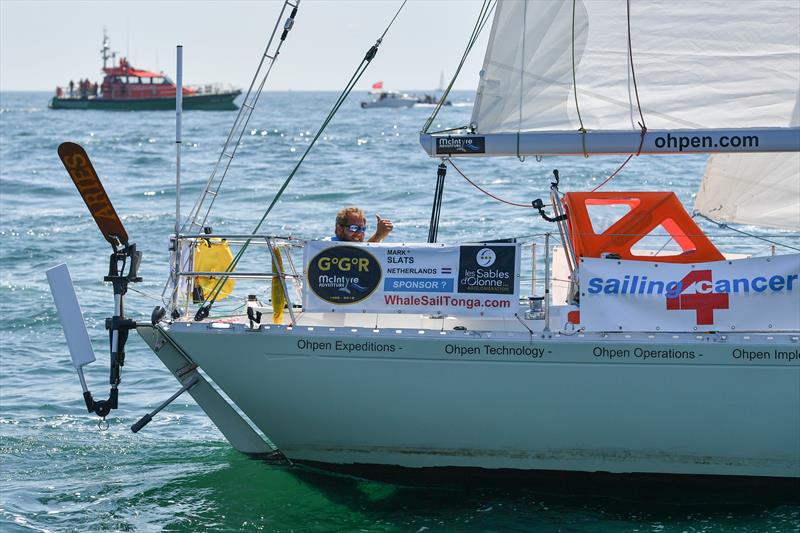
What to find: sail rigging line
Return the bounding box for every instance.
[184,1,299,235]
[516,0,528,163]
[693,213,800,253]
[587,0,651,193]
[421,0,496,134]
[426,125,471,135]
[626,0,647,132]
[447,160,536,209]
[376,0,407,41]
[571,0,589,158]
[584,0,649,192]
[653,235,676,257]
[585,133,648,195]
[589,154,633,192]
[128,285,168,303]
[164,0,300,312]
[571,0,651,160]
[195,1,409,320]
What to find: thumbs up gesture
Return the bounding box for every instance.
[369,214,394,242]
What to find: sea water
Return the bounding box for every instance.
[1,91,798,532]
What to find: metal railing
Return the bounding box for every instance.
[166,230,797,333]
[171,233,304,325]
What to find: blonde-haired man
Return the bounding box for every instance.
[333,206,393,243]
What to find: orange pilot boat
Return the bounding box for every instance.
[50,32,241,111]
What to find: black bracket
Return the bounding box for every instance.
[532,198,568,223]
[247,306,263,329]
[83,242,142,420]
[532,169,568,223]
[194,305,210,322]
[104,243,142,294]
[551,169,561,188]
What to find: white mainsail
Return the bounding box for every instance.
[472,0,799,133]
[421,0,800,156]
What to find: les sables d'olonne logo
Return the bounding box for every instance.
[457,245,514,295]
[476,248,496,267]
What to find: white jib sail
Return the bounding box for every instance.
[693,152,800,231]
[470,0,800,134]
[693,92,800,231]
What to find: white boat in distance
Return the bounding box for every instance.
[50,0,799,480]
[360,90,417,108]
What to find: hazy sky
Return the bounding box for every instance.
[0,0,490,92]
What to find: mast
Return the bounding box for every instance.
[101,28,111,69]
[171,45,183,314]
[175,45,183,237]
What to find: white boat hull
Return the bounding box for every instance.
[142,321,800,478]
[360,98,416,108]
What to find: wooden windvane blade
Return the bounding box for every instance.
[57,142,128,247]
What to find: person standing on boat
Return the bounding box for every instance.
[333,207,393,243]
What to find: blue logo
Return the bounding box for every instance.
[384,277,454,293]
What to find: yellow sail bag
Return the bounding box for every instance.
[193,239,236,302]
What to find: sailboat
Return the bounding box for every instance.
[360,81,418,108]
[416,72,453,107]
[49,0,799,479]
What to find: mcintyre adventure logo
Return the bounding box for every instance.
[435,136,485,155]
[307,246,382,304]
[458,246,514,294]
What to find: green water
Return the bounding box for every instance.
[1,91,797,531]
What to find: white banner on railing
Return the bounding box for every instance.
[579,254,800,332]
[303,242,520,316]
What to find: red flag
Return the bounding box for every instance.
[371,81,383,90]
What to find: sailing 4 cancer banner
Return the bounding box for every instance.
[579,254,800,332]
[303,242,520,316]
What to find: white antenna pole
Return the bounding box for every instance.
[176,45,183,235]
[171,45,184,315]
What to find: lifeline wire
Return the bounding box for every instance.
[196,1,408,319]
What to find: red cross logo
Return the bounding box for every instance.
[665,270,729,325]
